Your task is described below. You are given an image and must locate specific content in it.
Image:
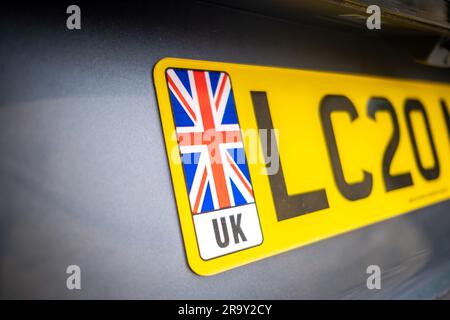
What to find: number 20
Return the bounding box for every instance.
[319,96,441,198]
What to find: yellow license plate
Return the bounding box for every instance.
[153,58,450,276]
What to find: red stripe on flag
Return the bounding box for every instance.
[226,152,253,198]
[194,71,231,208]
[193,168,208,214]
[215,74,228,110]
[167,74,197,122]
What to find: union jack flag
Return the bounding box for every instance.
[166,68,254,214]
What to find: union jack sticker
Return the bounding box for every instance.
[165,68,263,260]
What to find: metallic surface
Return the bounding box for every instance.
[211,0,450,35]
[1,1,450,299]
